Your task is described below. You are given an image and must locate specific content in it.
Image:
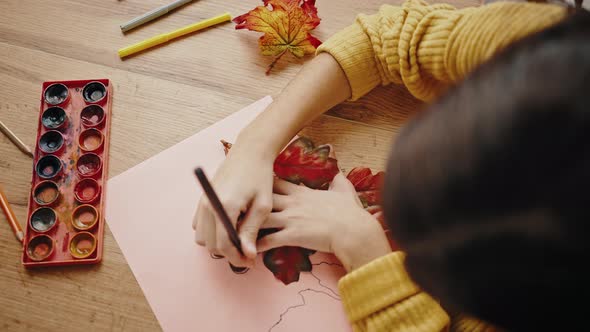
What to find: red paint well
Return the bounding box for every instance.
[76,153,102,178]
[81,105,105,128]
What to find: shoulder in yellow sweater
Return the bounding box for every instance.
[317,0,566,101]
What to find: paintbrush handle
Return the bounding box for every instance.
[0,120,34,158]
[194,167,244,256]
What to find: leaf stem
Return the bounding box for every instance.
[266,50,288,75]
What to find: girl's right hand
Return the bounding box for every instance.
[192,141,275,268]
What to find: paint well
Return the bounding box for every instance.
[72,205,98,230]
[33,181,59,205]
[39,130,64,154]
[36,155,62,179]
[26,235,54,261]
[42,107,67,129]
[69,232,97,259]
[30,207,57,232]
[81,105,105,127]
[76,153,102,177]
[74,178,100,203]
[82,82,107,103]
[79,128,103,152]
[44,83,69,105]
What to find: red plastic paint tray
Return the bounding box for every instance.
[22,79,112,267]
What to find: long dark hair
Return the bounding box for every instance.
[383,9,590,331]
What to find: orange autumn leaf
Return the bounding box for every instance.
[233,0,322,74]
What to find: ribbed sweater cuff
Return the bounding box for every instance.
[316,23,382,101]
[338,252,421,323]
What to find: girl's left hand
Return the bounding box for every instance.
[258,173,392,272]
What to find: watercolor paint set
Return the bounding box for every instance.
[22,79,112,267]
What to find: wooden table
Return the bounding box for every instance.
[0,0,475,330]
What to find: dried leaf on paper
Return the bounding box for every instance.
[263,246,315,285]
[347,167,396,249]
[346,167,385,208]
[273,137,339,190]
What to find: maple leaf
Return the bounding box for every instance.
[233,0,322,74]
[267,137,339,284]
[221,137,341,191]
[346,167,385,208]
[347,167,397,249]
[257,228,316,285]
[263,246,315,284]
[274,137,339,190]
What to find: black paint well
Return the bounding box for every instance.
[44,83,69,105]
[36,155,62,179]
[41,107,67,129]
[39,130,64,154]
[30,207,57,232]
[82,82,107,103]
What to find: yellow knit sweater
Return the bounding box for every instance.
[316,1,566,331]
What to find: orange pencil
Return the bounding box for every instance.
[0,183,24,243]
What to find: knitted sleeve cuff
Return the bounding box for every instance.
[316,22,382,101]
[338,252,421,323]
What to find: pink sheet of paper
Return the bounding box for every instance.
[105,96,351,332]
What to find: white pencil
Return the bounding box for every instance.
[120,0,197,33]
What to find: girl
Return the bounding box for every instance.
[194,1,589,330]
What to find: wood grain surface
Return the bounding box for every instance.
[0,0,476,330]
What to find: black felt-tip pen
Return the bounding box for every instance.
[194,167,244,256]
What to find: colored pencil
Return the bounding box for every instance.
[0,120,34,159]
[118,12,231,58]
[120,0,197,33]
[0,183,24,243]
[193,167,244,256]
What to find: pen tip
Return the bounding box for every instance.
[194,167,204,176]
[17,231,24,243]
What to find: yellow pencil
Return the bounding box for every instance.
[118,12,232,58]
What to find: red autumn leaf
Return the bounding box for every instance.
[346,167,385,208]
[263,246,315,285]
[258,228,316,285]
[233,0,322,74]
[221,137,341,190]
[274,137,339,190]
[348,168,397,250]
[267,137,338,284]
